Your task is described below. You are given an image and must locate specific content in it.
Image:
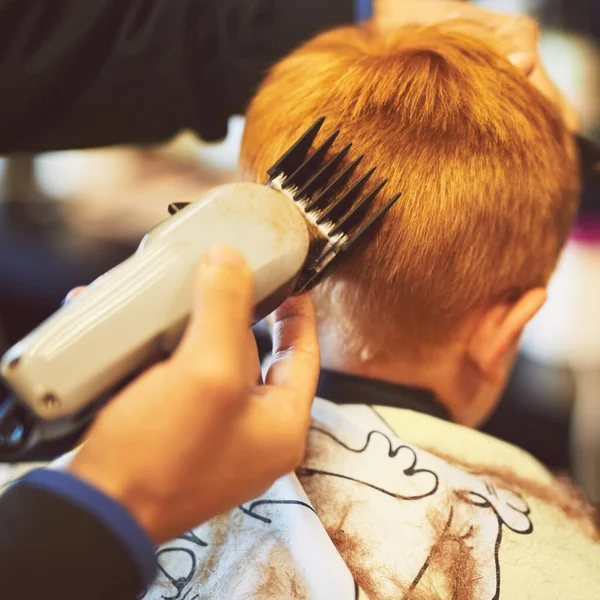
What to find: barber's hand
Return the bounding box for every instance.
[373,0,581,132]
[66,247,320,544]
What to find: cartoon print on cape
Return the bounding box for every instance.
[143,399,534,600]
[299,402,533,600]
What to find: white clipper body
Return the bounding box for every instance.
[0,117,402,457]
[0,182,309,421]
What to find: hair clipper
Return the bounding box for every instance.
[0,118,401,460]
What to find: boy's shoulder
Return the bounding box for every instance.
[305,398,599,599]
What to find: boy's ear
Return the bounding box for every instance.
[467,288,547,384]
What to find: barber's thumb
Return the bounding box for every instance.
[196,247,249,286]
[178,246,252,355]
[191,246,252,314]
[173,247,254,364]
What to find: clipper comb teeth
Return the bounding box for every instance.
[267,117,401,292]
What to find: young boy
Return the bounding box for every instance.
[147,20,598,600]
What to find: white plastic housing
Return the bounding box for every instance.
[0,183,309,420]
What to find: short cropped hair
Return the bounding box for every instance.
[240,22,579,356]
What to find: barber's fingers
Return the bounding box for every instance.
[487,14,581,131]
[263,294,319,418]
[495,13,541,52]
[174,247,254,396]
[376,2,537,68]
[529,63,582,132]
[247,291,320,474]
[507,52,536,76]
[494,15,542,76]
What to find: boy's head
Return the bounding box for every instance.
[240,22,579,423]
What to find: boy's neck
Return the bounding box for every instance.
[320,349,451,398]
[319,339,497,428]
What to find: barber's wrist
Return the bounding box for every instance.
[21,467,158,590]
[67,449,165,544]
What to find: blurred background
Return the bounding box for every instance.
[0,0,598,508]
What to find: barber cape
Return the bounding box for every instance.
[144,391,599,600]
[2,390,598,599]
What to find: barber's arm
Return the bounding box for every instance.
[1,0,579,156]
[0,247,320,599]
[0,0,357,153]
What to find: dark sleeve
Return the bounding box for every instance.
[0,475,155,600]
[576,135,600,215]
[0,0,354,154]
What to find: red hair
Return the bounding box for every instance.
[241,22,579,355]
